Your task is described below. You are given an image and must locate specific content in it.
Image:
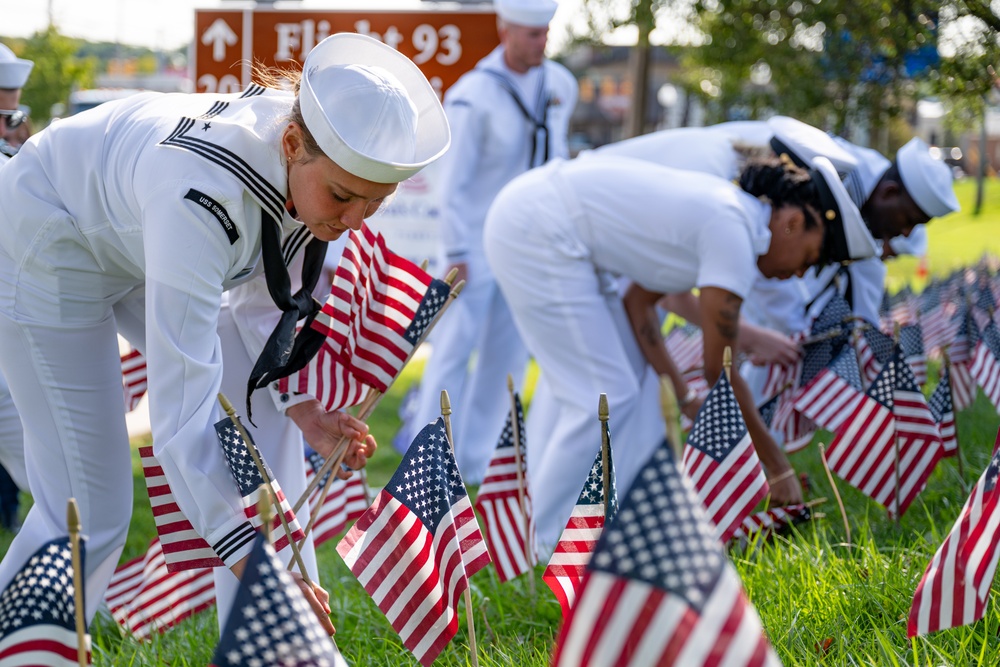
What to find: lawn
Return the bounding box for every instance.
[2,177,1000,665]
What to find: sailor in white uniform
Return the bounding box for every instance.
[0,43,33,532]
[407,0,578,484]
[484,152,874,552]
[579,119,959,454]
[0,33,449,630]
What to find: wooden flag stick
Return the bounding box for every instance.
[218,393,312,585]
[599,394,611,517]
[441,390,480,667]
[818,443,851,547]
[723,346,732,381]
[292,277,466,516]
[66,498,88,667]
[658,375,683,459]
[507,375,535,596]
[257,484,274,541]
[943,348,965,482]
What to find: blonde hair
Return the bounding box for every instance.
[251,61,324,159]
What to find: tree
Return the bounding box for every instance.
[18,26,96,125]
[572,1,998,148]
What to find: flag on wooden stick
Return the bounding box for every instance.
[928,366,958,457]
[825,348,943,518]
[215,417,305,556]
[337,418,490,666]
[138,445,224,572]
[210,534,347,667]
[792,347,864,434]
[683,371,769,543]
[551,442,781,667]
[0,537,90,666]
[278,223,452,412]
[103,538,215,640]
[908,429,1000,637]
[474,392,535,582]
[543,443,618,619]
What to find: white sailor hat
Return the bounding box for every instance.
[495,0,559,27]
[299,33,450,184]
[767,116,858,176]
[896,137,960,218]
[0,43,32,89]
[811,156,880,263]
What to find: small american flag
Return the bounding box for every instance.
[474,393,535,582]
[908,429,1000,637]
[918,283,953,354]
[210,534,347,667]
[728,504,812,549]
[900,323,927,387]
[0,537,89,666]
[826,348,943,518]
[543,442,618,619]
[970,319,1000,413]
[552,442,781,667]
[215,417,305,557]
[949,309,979,410]
[854,326,895,388]
[279,223,451,412]
[777,295,853,452]
[665,323,703,374]
[104,538,215,639]
[120,348,148,412]
[139,445,224,572]
[792,347,864,434]
[889,287,919,327]
[304,452,368,548]
[928,366,958,457]
[683,372,768,543]
[337,418,490,666]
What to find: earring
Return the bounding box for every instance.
[784,228,792,235]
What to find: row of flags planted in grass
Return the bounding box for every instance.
[11,235,1000,664]
[5,387,999,665]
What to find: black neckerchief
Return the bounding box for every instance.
[245,209,328,421]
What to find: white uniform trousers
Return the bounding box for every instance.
[409,251,528,485]
[212,304,319,630]
[484,182,646,554]
[0,309,133,622]
[0,374,27,491]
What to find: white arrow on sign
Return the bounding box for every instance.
[202,19,238,62]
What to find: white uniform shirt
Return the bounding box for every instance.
[438,46,578,264]
[545,156,771,298]
[0,87,316,565]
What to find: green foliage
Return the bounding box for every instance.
[17,27,96,125]
[574,1,998,139]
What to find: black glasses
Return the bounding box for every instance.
[0,109,26,130]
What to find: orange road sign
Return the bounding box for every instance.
[193,8,499,97]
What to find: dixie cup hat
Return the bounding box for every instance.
[0,43,33,89]
[767,116,858,176]
[810,156,879,263]
[896,137,960,219]
[299,33,450,184]
[495,0,559,27]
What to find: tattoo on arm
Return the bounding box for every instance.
[714,293,741,340]
[640,322,661,347]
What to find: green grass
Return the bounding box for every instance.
[3,177,1000,665]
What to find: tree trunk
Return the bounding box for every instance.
[623,0,654,139]
[975,101,987,216]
